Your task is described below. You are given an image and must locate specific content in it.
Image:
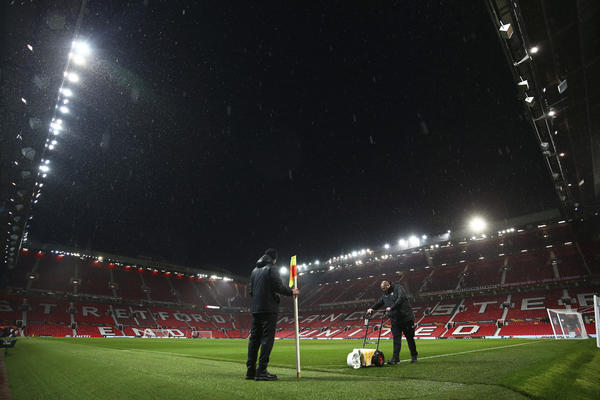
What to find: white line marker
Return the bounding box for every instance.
[400,340,543,362]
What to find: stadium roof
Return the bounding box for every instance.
[486,0,600,215]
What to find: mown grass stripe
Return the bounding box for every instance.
[399,340,543,362]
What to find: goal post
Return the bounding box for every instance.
[547,308,588,339]
[595,295,600,348]
[193,330,213,339]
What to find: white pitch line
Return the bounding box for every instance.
[399,340,543,362]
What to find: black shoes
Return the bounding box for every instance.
[245,367,256,380]
[254,370,278,381]
[386,356,417,364]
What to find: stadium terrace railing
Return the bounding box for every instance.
[419,275,588,297]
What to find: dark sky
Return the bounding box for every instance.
[31,0,557,275]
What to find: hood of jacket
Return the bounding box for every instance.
[256,254,274,268]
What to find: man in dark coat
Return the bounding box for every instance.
[246,248,299,381]
[367,280,418,364]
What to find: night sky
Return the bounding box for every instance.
[31,1,557,275]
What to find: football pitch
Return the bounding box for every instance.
[4,337,600,399]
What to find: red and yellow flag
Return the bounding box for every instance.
[289,255,297,288]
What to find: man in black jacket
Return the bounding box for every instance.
[367,281,418,364]
[246,248,299,381]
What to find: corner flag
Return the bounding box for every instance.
[289,255,297,288]
[290,255,301,379]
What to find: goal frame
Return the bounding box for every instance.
[595,295,600,348]
[546,308,588,340]
[194,330,213,339]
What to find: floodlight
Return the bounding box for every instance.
[384,243,390,249]
[499,23,513,39]
[65,72,80,83]
[72,41,91,56]
[514,54,531,66]
[469,217,487,233]
[61,88,73,97]
[524,95,535,107]
[557,80,567,94]
[408,236,420,247]
[279,267,287,275]
[517,78,529,90]
[39,165,50,173]
[21,147,35,161]
[59,106,69,114]
[529,46,539,54]
[71,53,86,66]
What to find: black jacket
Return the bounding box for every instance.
[249,254,293,313]
[370,284,414,323]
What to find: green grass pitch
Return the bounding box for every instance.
[4,337,600,399]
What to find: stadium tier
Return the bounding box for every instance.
[1,223,598,339]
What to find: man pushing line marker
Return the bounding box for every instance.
[367,281,418,364]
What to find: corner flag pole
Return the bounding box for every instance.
[290,255,301,379]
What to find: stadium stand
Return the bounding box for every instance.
[112,269,147,300]
[462,259,503,288]
[78,262,114,297]
[144,273,177,303]
[30,256,74,293]
[2,220,598,339]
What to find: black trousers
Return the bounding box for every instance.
[390,319,418,359]
[246,312,277,372]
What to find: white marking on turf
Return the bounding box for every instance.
[400,340,543,362]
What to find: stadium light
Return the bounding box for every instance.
[65,72,80,83]
[469,216,487,233]
[499,22,513,39]
[529,46,539,54]
[517,78,529,90]
[384,243,390,249]
[72,41,91,56]
[279,267,287,275]
[408,236,420,248]
[514,54,531,66]
[524,95,535,107]
[38,165,50,173]
[59,106,69,114]
[70,53,86,66]
[60,88,73,97]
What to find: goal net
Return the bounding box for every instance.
[192,330,213,339]
[547,308,588,339]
